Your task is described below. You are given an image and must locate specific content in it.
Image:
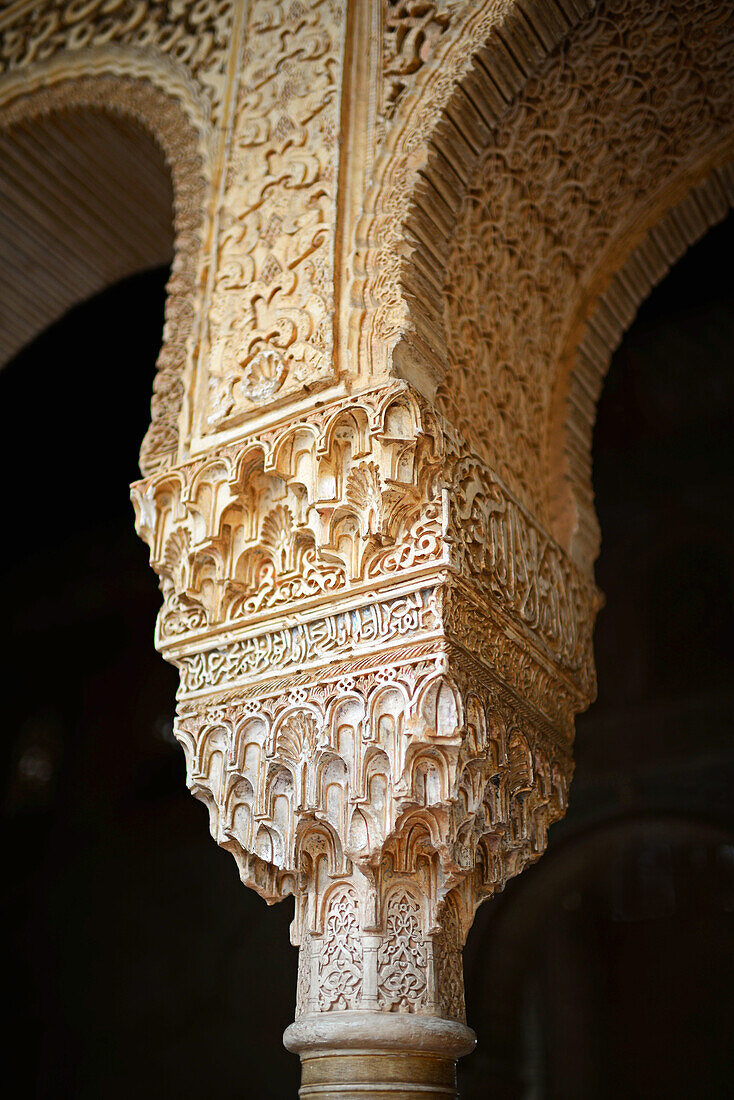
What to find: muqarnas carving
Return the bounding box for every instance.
[133,382,597,1022]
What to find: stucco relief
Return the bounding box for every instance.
[438,0,734,539]
[549,159,734,571]
[380,0,459,129]
[173,655,570,1022]
[133,383,597,714]
[201,0,347,435]
[0,0,234,119]
[5,0,728,1089]
[133,375,591,1041]
[356,0,594,382]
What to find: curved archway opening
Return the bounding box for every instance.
[0,78,209,473]
[0,96,298,1097]
[548,158,734,571]
[0,106,173,368]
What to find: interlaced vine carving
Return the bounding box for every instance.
[203,0,346,430]
[0,0,234,120]
[377,889,428,1011]
[318,887,363,1011]
[381,1,457,123]
[434,894,465,1022]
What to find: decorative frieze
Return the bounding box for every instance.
[133,382,597,704]
[172,589,440,696]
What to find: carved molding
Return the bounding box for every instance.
[173,652,571,1021]
[0,70,209,472]
[350,0,734,584]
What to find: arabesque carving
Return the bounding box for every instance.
[439,0,734,541]
[201,0,347,434]
[133,384,596,713]
[0,0,234,119]
[381,0,457,126]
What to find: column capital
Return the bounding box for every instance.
[132,379,599,1048]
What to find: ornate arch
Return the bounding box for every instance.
[360,0,734,578]
[0,71,209,473]
[356,0,595,384]
[0,0,234,472]
[548,155,734,572]
[377,0,732,554]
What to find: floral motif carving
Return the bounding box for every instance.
[11,0,719,1072]
[0,1,234,119]
[203,0,346,430]
[3,0,696,1083]
[381,1,457,124]
[434,894,465,1022]
[139,350,594,1052]
[376,889,428,1011]
[318,887,363,1011]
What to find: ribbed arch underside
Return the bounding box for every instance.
[0,106,173,368]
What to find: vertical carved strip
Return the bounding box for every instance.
[434,895,465,1022]
[202,0,348,433]
[296,933,312,1017]
[377,889,428,1011]
[318,886,363,1011]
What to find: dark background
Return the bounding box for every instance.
[2,214,733,1099]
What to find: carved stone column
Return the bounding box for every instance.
[4,0,732,1091]
[117,0,599,1092]
[132,382,598,1095]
